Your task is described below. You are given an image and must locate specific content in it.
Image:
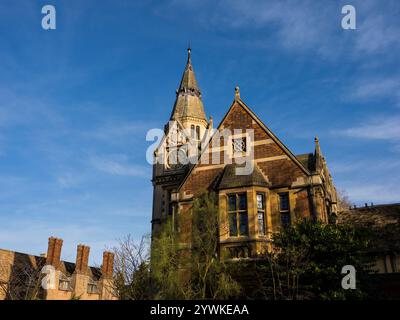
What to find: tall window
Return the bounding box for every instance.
[227,193,248,237]
[257,193,266,236]
[279,192,290,227]
[191,125,195,139]
[195,125,200,140]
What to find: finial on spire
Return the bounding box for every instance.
[235,86,240,100]
[187,42,191,62]
[315,136,319,144]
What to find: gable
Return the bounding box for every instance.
[178,98,310,197]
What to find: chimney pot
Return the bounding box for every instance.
[101,251,114,278]
[75,244,90,274]
[46,237,63,268]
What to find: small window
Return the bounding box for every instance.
[87,281,99,294]
[279,193,290,212]
[257,193,266,236]
[227,193,248,237]
[58,275,72,291]
[232,137,246,153]
[196,126,200,140]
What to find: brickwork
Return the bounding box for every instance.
[152,53,337,262]
[0,238,117,300]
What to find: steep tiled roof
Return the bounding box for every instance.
[0,249,102,281]
[216,163,269,190]
[170,48,207,122]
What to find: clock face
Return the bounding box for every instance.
[166,148,187,170]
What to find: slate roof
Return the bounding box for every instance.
[216,163,269,190]
[337,203,400,253]
[0,249,102,281]
[170,49,207,122]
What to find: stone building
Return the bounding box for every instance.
[338,203,400,298]
[338,203,400,274]
[151,49,338,258]
[0,237,116,300]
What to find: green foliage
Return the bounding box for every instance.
[115,261,153,300]
[190,191,241,299]
[253,220,375,300]
[150,218,189,299]
[150,191,241,300]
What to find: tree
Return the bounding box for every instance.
[150,218,190,299]
[252,220,374,300]
[337,189,352,212]
[111,234,153,300]
[150,191,241,300]
[190,191,241,299]
[0,257,45,300]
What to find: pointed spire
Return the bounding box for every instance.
[314,136,322,172]
[170,48,207,123]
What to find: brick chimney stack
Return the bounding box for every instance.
[46,237,63,268]
[75,244,90,274]
[101,251,114,278]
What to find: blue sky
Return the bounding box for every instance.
[0,0,399,264]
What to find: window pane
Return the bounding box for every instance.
[258,212,265,235]
[196,126,200,140]
[229,213,238,236]
[191,125,195,139]
[257,193,264,209]
[228,195,236,211]
[279,193,289,211]
[239,212,248,236]
[238,194,247,210]
[281,213,291,227]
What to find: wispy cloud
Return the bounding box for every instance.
[83,121,153,143]
[355,12,400,54]
[156,0,400,59]
[334,116,400,141]
[349,77,400,105]
[341,182,400,204]
[90,155,150,177]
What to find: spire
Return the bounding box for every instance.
[314,136,322,172]
[170,48,207,123]
[177,47,200,94]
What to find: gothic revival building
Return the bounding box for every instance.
[151,49,338,258]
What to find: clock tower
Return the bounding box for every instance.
[151,48,210,234]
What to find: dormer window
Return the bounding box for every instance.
[87,280,99,294]
[58,274,72,291]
